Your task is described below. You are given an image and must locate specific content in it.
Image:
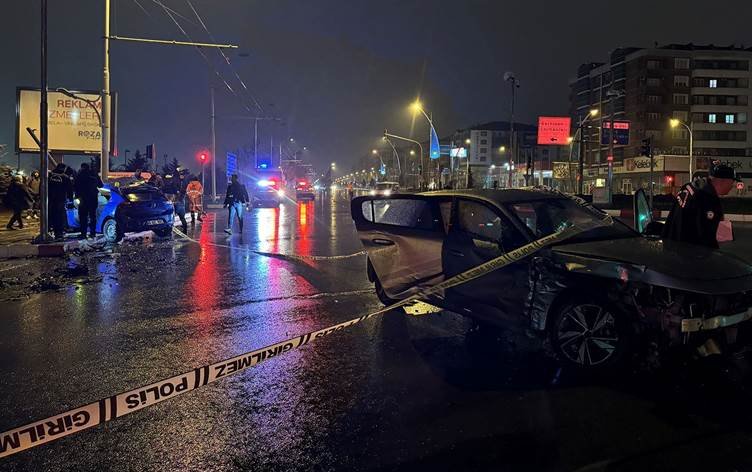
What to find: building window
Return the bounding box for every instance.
[480,131,488,136]
[647,95,661,104]
[480,147,487,154]
[709,79,718,88]
[673,110,689,121]
[647,60,661,70]
[708,113,717,123]
[726,114,735,124]
[674,58,690,69]
[672,94,688,105]
[479,156,487,162]
[739,112,748,124]
[647,112,660,120]
[739,96,749,105]
[480,139,488,145]
[739,78,749,88]
[647,77,661,87]
[673,76,689,87]
[672,128,688,140]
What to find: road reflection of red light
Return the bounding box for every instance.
[189,215,220,331]
[296,202,314,256]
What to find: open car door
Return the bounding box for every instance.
[633,188,653,234]
[351,195,445,299]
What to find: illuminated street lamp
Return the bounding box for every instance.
[670,118,694,179]
[573,108,599,194]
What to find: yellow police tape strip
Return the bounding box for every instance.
[0,224,582,459]
[171,227,367,261]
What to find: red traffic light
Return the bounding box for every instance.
[196,151,211,163]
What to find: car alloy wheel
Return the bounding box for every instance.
[552,302,624,368]
[102,218,118,243]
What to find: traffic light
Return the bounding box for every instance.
[197,151,210,164]
[665,175,674,184]
[640,138,652,157]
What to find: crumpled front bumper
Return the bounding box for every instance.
[681,308,752,333]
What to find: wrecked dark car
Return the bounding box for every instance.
[351,188,752,373]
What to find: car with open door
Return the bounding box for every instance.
[352,189,752,373]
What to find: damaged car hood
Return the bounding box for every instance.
[550,236,752,294]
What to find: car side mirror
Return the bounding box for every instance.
[643,221,664,238]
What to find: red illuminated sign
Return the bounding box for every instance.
[537,116,572,145]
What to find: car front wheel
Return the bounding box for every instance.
[102,218,120,243]
[548,296,631,373]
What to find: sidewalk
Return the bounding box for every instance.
[0,210,67,258]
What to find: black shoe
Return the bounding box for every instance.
[6,225,15,231]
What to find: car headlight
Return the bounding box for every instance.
[369,190,376,196]
[383,190,391,196]
[277,189,285,197]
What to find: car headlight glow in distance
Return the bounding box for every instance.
[369,190,376,196]
[257,179,272,187]
[277,189,285,197]
[330,185,338,191]
[383,190,391,196]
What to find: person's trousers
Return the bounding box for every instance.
[228,202,243,231]
[78,200,97,236]
[50,200,66,237]
[6,209,23,228]
[175,202,187,230]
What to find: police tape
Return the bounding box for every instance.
[171,227,367,261]
[0,223,584,459]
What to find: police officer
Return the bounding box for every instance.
[48,163,74,240]
[74,163,103,239]
[662,162,740,248]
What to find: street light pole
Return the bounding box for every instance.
[576,109,599,194]
[102,0,111,180]
[384,130,424,189]
[383,137,402,184]
[210,87,216,199]
[38,0,49,242]
[670,119,694,182]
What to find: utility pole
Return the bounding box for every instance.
[504,72,519,189]
[102,0,111,180]
[38,0,49,242]
[210,87,216,199]
[253,118,258,168]
[578,116,585,195]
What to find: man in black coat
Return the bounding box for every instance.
[4,176,33,230]
[48,163,74,239]
[223,174,249,234]
[74,162,103,239]
[662,162,739,249]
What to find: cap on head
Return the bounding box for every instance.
[710,162,741,182]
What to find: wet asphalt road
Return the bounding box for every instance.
[2,193,752,471]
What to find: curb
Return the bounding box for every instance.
[0,242,65,259]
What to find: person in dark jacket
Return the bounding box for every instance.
[48,163,74,239]
[223,174,249,234]
[165,169,188,232]
[4,176,33,230]
[74,163,103,239]
[662,162,739,249]
[26,170,41,219]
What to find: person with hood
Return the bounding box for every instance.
[74,162,103,239]
[663,162,740,249]
[148,172,164,190]
[4,176,33,230]
[26,170,41,219]
[48,163,74,239]
[185,176,204,224]
[223,174,248,234]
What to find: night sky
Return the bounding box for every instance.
[2,0,751,174]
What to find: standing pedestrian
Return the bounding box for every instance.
[165,169,188,233]
[663,162,740,249]
[3,176,33,230]
[223,174,248,235]
[185,176,204,224]
[148,172,164,190]
[26,170,41,219]
[74,163,103,239]
[48,163,74,239]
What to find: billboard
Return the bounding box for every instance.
[537,116,571,145]
[226,152,237,180]
[601,120,630,145]
[17,88,103,154]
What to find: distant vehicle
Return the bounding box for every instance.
[252,169,285,207]
[369,181,399,196]
[66,183,174,242]
[295,178,315,201]
[351,188,752,373]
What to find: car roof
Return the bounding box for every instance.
[418,188,566,206]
